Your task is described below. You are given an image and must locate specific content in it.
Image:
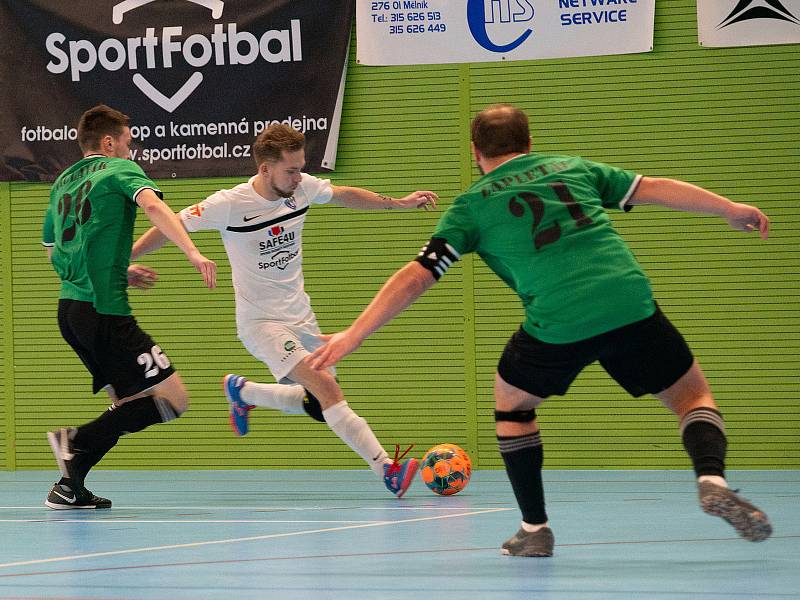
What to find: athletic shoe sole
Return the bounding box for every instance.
[701,489,772,542]
[45,500,106,510]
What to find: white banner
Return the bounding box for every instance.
[698,0,800,48]
[356,0,655,65]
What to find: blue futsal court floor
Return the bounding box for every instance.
[0,470,797,599]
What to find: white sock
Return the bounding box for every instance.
[698,475,728,488]
[521,521,549,533]
[241,382,306,415]
[323,402,389,476]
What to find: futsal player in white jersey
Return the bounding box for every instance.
[132,124,437,497]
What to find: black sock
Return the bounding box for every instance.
[66,436,121,489]
[70,396,179,485]
[498,432,547,525]
[681,408,727,478]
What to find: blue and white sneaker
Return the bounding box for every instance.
[383,444,418,498]
[223,374,254,436]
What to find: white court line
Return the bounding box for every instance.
[0,519,383,524]
[0,508,510,569]
[0,505,506,511]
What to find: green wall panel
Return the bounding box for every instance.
[0,182,9,469]
[3,0,798,471]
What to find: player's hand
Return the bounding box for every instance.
[127,264,158,289]
[725,202,770,240]
[188,250,217,289]
[394,191,438,211]
[306,330,364,370]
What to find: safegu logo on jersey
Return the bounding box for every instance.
[43,0,304,112]
[259,230,295,253]
[467,0,535,53]
[717,0,800,28]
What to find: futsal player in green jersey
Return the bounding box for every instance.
[42,105,217,509]
[308,104,772,555]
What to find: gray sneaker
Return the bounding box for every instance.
[699,481,772,542]
[501,526,554,557]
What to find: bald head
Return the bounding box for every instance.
[470,104,530,158]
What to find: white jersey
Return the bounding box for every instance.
[180,173,333,329]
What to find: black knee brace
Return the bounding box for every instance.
[303,389,325,423]
[494,408,537,423]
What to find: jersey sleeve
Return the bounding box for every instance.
[113,160,163,204]
[299,173,333,205]
[179,190,232,232]
[583,159,641,211]
[42,205,54,247]
[430,196,480,255]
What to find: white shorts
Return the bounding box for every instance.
[238,315,336,384]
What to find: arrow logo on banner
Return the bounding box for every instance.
[718,0,800,29]
[132,72,204,113]
[113,0,224,111]
[113,0,224,25]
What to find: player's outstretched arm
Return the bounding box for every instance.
[330,186,438,211]
[307,261,436,369]
[628,176,769,239]
[131,226,168,260]
[135,189,217,288]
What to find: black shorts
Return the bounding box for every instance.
[497,306,694,399]
[57,299,175,399]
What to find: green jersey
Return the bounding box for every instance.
[432,153,655,344]
[42,156,161,315]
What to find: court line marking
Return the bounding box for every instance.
[0,519,388,524]
[0,505,509,511]
[4,534,799,580]
[0,507,511,569]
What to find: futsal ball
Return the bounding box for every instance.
[420,443,472,496]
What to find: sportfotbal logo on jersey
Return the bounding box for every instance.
[45,0,302,113]
[698,0,800,47]
[356,0,654,65]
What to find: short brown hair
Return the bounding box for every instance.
[252,124,305,166]
[470,104,530,158]
[77,104,130,153]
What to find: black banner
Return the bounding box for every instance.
[0,0,354,181]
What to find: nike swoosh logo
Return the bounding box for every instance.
[53,489,76,504]
[243,214,263,222]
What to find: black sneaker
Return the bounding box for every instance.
[45,484,112,510]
